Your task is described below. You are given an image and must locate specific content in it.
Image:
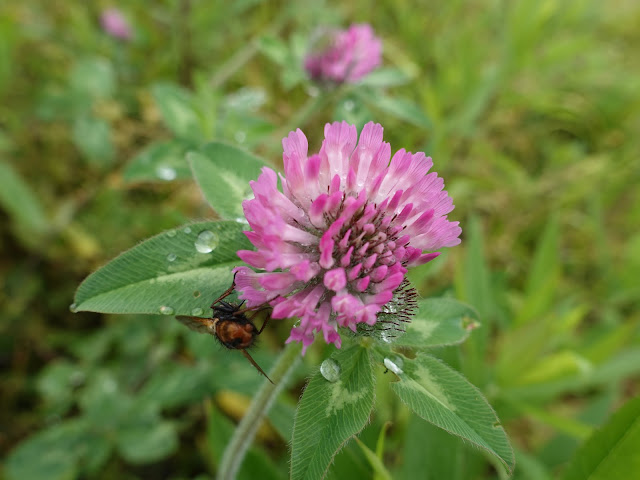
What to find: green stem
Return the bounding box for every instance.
[210,7,292,90]
[216,341,303,480]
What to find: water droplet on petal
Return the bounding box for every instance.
[166,230,177,238]
[191,307,204,316]
[183,226,192,234]
[384,357,404,376]
[320,358,341,382]
[195,230,219,253]
[69,303,78,313]
[156,165,177,181]
[159,305,174,315]
[166,253,177,262]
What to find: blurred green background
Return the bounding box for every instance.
[1,1,639,479]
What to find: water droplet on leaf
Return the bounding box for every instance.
[320,358,341,382]
[166,253,177,262]
[384,357,404,375]
[193,290,201,298]
[156,165,177,181]
[69,303,78,312]
[191,307,204,316]
[343,100,354,111]
[166,230,177,238]
[159,305,174,315]
[183,226,192,234]
[234,131,246,143]
[195,230,219,253]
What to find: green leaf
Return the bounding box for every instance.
[258,35,289,65]
[515,216,560,325]
[389,354,514,473]
[398,417,486,480]
[513,448,553,480]
[291,345,375,480]
[394,298,476,350]
[4,419,102,480]
[78,370,130,427]
[357,68,411,87]
[72,115,115,166]
[355,438,391,480]
[73,221,252,315]
[69,57,115,99]
[0,161,49,235]
[123,140,194,182]
[504,347,640,402]
[188,142,267,220]
[151,83,203,140]
[137,362,215,409]
[116,420,178,464]
[36,361,79,416]
[455,215,492,386]
[562,396,640,480]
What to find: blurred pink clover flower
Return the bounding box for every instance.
[100,8,132,41]
[304,24,382,84]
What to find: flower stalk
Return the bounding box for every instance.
[216,341,303,480]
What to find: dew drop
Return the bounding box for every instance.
[193,290,201,298]
[166,253,177,262]
[166,229,177,238]
[343,99,355,111]
[183,226,192,234]
[69,303,78,313]
[320,358,341,382]
[159,305,174,315]
[102,377,117,393]
[195,230,219,253]
[156,165,177,181]
[384,357,404,375]
[234,131,247,143]
[191,307,204,316]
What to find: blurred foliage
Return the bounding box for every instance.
[1,0,639,479]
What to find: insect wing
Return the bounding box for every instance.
[176,315,216,335]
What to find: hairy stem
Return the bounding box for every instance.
[216,341,303,480]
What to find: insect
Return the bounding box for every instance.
[176,277,273,384]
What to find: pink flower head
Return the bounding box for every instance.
[235,122,461,353]
[304,24,382,84]
[100,8,132,41]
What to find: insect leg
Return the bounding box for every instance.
[210,272,238,308]
[240,349,274,384]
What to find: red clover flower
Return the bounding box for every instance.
[100,8,133,41]
[304,24,382,84]
[235,122,461,353]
